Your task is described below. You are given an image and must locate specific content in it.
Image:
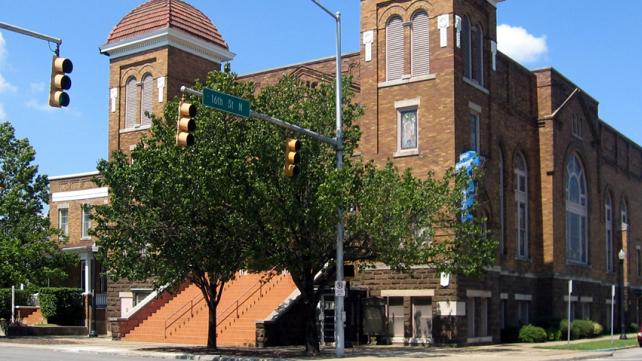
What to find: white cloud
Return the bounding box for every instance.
[497,24,548,64]
[30,82,46,93]
[0,103,6,120]
[0,32,16,93]
[25,98,55,113]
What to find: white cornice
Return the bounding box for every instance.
[52,187,109,202]
[99,27,235,64]
[49,171,100,181]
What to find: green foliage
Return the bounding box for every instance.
[559,319,599,340]
[0,122,76,288]
[38,288,82,325]
[518,324,548,343]
[546,327,562,341]
[592,321,604,337]
[0,288,32,320]
[573,319,595,338]
[92,71,496,352]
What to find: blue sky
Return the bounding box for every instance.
[0,0,640,177]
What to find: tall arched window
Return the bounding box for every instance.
[124,76,137,129]
[514,153,528,259]
[566,154,588,264]
[386,16,404,81]
[471,23,484,85]
[140,73,153,126]
[605,192,613,272]
[411,11,429,76]
[461,16,471,79]
[621,198,629,228]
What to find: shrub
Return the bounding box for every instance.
[38,288,83,326]
[546,326,562,341]
[0,289,33,320]
[573,319,595,338]
[518,324,548,343]
[559,319,580,340]
[592,321,604,337]
[628,322,639,333]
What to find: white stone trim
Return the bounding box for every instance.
[120,124,152,134]
[437,14,449,48]
[500,293,508,300]
[100,27,235,64]
[110,88,118,113]
[563,295,579,302]
[378,73,436,88]
[381,289,434,297]
[466,289,491,298]
[52,187,108,202]
[515,293,532,301]
[49,171,100,181]
[157,77,165,103]
[580,296,593,303]
[468,101,482,114]
[467,336,492,343]
[436,301,465,316]
[490,40,497,71]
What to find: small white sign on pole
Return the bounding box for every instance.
[611,284,615,344]
[334,281,346,297]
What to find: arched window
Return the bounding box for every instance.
[386,16,404,81]
[605,192,613,272]
[565,154,588,264]
[124,76,137,129]
[411,11,429,76]
[621,198,629,228]
[499,150,505,256]
[140,73,153,126]
[471,23,484,85]
[461,16,471,79]
[514,153,528,259]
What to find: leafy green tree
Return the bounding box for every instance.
[246,77,495,354]
[93,70,495,353]
[93,71,261,349]
[0,122,74,288]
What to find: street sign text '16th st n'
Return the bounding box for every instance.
[202,87,250,118]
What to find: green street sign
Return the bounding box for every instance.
[202,87,250,118]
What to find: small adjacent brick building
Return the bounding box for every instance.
[48,0,642,345]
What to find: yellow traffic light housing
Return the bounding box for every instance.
[48,56,73,108]
[176,101,196,147]
[284,138,301,177]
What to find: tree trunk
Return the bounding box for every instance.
[207,305,217,349]
[301,272,320,355]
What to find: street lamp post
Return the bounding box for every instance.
[309,1,344,357]
[618,248,626,339]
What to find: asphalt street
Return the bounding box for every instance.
[588,346,642,361]
[0,345,169,361]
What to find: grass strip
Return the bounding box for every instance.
[539,338,638,351]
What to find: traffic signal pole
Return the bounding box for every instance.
[0,22,62,54]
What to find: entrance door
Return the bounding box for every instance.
[412,297,432,343]
[387,297,404,340]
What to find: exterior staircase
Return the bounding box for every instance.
[122,272,297,346]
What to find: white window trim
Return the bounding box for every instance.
[606,194,614,273]
[515,154,529,260]
[81,205,91,240]
[394,98,420,158]
[58,207,69,236]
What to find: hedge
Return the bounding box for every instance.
[559,319,603,340]
[0,289,33,320]
[38,288,83,326]
[518,324,547,343]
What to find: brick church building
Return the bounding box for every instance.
[47,0,642,345]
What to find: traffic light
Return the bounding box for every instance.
[284,138,301,177]
[48,56,73,108]
[176,101,196,147]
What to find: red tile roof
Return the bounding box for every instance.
[107,0,228,49]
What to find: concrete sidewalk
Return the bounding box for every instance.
[0,336,617,361]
